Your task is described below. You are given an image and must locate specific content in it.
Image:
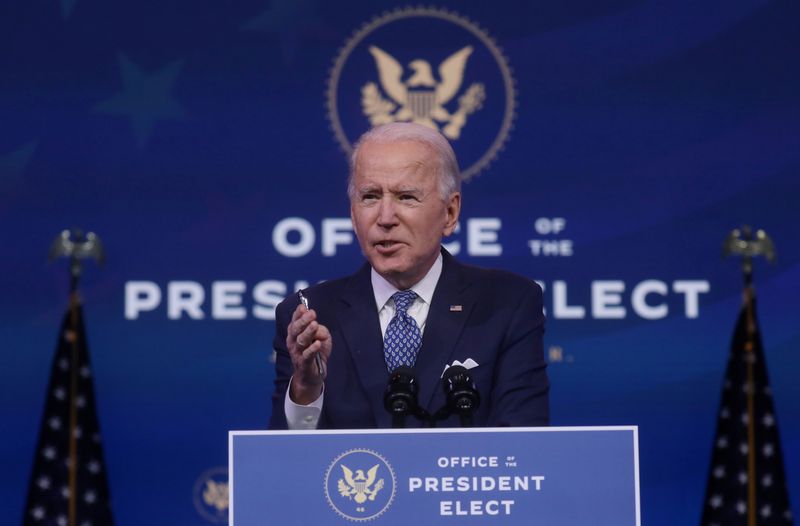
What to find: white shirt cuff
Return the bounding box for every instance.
[284,376,324,430]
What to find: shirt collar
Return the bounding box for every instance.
[371,252,443,311]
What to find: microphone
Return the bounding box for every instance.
[383,366,419,428]
[442,365,480,427]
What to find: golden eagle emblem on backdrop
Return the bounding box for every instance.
[362,45,485,139]
[326,6,516,181]
[337,464,385,503]
[202,479,229,512]
[192,467,228,524]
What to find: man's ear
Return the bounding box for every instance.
[443,192,461,236]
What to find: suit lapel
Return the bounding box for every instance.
[336,264,391,428]
[415,251,473,411]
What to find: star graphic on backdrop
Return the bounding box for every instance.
[0,141,36,182]
[95,54,185,147]
[241,0,324,64]
[60,0,78,18]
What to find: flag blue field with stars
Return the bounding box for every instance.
[22,304,114,526]
[701,293,793,525]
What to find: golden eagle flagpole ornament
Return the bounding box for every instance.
[49,229,105,295]
[48,229,104,526]
[722,225,776,286]
[721,226,776,526]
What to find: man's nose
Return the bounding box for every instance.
[377,197,398,228]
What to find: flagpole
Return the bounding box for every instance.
[48,229,105,526]
[67,286,79,526]
[742,253,756,526]
[722,225,775,526]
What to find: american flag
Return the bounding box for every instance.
[22,301,114,526]
[701,289,793,525]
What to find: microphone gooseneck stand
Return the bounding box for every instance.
[384,366,430,428]
[441,365,481,428]
[384,365,480,428]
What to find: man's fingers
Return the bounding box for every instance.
[315,325,333,358]
[288,308,316,341]
[291,303,304,319]
[315,323,331,341]
[297,324,330,361]
[287,306,330,379]
[302,340,322,358]
[296,321,318,347]
[290,303,307,323]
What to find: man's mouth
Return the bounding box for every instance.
[375,240,403,253]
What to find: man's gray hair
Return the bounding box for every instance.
[348,122,461,200]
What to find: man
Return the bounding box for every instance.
[269,122,548,429]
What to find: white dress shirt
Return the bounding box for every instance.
[284,253,443,429]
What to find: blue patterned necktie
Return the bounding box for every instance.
[383,290,422,372]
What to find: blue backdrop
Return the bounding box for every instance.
[2,1,798,524]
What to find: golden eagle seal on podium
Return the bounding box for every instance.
[324,449,397,521]
[337,464,385,504]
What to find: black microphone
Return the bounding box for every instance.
[442,365,480,427]
[383,366,419,428]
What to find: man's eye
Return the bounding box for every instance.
[399,194,417,201]
[362,193,378,201]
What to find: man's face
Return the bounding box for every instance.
[350,139,460,290]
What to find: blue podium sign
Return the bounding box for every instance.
[229,427,640,525]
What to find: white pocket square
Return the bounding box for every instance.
[441,358,480,377]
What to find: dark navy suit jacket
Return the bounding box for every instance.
[268,250,549,429]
